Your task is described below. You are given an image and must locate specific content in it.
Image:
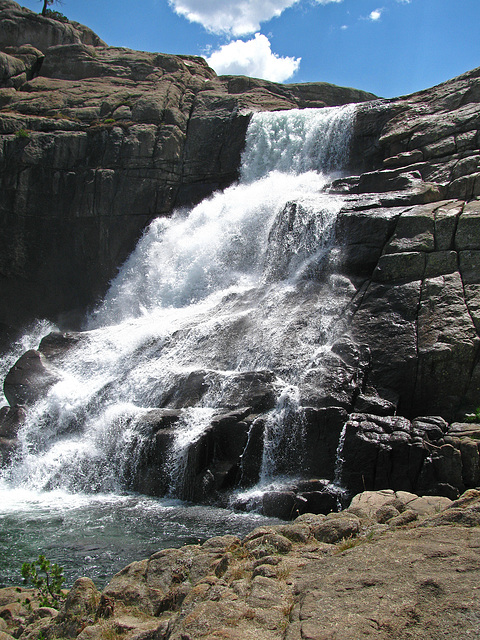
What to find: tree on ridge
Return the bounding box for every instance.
[40,0,63,16]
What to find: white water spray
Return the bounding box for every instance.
[1,104,357,500]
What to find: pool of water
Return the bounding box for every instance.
[0,489,278,589]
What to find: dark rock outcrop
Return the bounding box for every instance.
[3,348,60,405]
[0,403,24,464]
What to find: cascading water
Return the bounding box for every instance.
[0,104,356,586]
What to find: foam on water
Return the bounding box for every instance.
[1,103,357,506]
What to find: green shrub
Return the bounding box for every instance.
[465,407,480,423]
[44,9,68,22]
[15,129,30,138]
[21,555,65,608]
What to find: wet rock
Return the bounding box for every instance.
[0,437,18,467]
[301,407,348,480]
[298,490,338,515]
[38,331,84,361]
[0,2,373,331]
[126,409,182,496]
[215,371,277,413]
[354,391,397,416]
[300,347,369,410]
[3,349,61,406]
[0,405,25,438]
[236,417,265,487]
[262,492,297,520]
[209,409,252,480]
[1,4,480,512]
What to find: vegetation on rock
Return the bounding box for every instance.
[21,555,65,608]
[465,407,480,423]
[40,0,64,18]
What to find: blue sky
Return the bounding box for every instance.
[18,0,480,98]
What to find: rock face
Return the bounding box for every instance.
[0,1,105,52]
[0,0,375,330]
[2,489,480,640]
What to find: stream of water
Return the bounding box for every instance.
[0,104,356,587]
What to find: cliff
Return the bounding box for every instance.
[0,0,376,330]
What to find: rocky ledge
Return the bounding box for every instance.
[2,488,480,640]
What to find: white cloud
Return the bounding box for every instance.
[169,0,342,36]
[369,8,383,20]
[206,33,301,83]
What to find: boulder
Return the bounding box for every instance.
[52,577,101,638]
[3,349,61,406]
[347,490,452,520]
[262,491,297,520]
[311,512,361,543]
[0,404,25,438]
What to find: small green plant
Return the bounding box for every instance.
[21,555,65,608]
[103,118,116,125]
[15,129,30,138]
[45,9,68,21]
[276,564,291,580]
[335,535,361,553]
[465,407,480,423]
[335,530,377,554]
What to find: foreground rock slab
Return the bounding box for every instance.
[2,490,480,640]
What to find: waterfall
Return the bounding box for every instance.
[1,104,356,502]
[259,385,306,484]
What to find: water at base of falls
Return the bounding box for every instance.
[0,489,279,588]
[0,105,356,584]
